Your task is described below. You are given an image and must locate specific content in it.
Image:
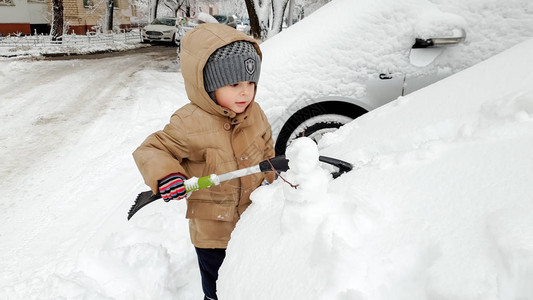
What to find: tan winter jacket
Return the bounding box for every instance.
[133,23,275,249]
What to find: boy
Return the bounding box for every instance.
[133,23,275,299]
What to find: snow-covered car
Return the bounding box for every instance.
[258,0,533,155]
[141,18,179,44]
[196,12,219,25]
[236,19,251,35]
[213,15,237,29]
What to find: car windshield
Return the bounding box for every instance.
[151,18,176,26]
[214,15,228,23]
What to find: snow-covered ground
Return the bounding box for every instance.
[1,0,533,299]
[0,50,202,298]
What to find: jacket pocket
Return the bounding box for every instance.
[203,148,218,175]
[202,148,231,198]
[186,201,235,222]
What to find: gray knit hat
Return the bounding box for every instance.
[203,41,261,97]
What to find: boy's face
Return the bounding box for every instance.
[214,81,255,114]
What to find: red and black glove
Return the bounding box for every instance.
[158,173,187,202]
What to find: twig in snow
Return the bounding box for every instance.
[267,158,299,189]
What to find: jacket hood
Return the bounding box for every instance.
[180,23,262,119]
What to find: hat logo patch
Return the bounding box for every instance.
[244,58,256,75]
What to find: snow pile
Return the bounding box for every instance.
[219,137,344,299]
[218,39,533,299]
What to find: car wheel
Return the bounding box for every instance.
[274,101,367,155]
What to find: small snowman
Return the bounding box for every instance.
[283,137,331,200]
[281,137,331,230]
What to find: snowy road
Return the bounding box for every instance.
[1,46,178,183]
[0,46,200,298]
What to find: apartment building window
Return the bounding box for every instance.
[0,0,14,5]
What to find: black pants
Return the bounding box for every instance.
[195,247,226,300]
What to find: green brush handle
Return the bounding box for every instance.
[128,155,353,221]
[184,175,219,193]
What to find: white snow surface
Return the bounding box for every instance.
[219,38,533,300]
[1,0,533,299]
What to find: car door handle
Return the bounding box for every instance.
[379,73,393,80]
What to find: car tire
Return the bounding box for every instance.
[274,101,367,155]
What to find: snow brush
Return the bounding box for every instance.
[127,155,352,220]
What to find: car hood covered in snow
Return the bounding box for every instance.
[143,24,175,32]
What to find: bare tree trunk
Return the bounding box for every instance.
[163,0,179,17]
[245,0,261,39]
[270,0,289,37]
[287,0,294,27]
[152,0,159,21]
[51,0,64,42]
[107,0,115,32]
[245,0,289,40]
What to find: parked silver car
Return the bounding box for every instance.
[141,18,178,44]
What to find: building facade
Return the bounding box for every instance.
[0,0,48,35]
[0,0,132,36]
